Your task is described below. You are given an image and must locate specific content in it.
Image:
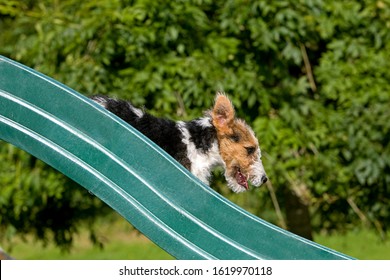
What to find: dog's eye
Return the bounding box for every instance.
[245,146,256,155]
[229,133,240,143]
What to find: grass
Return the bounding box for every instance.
[4,216,390,260]
[9,237,173,260]
[5,217,173,260]
[315,229,390,260]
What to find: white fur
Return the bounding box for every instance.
[128,103,144,118]
[177,121,223,184]
[195,116,212,128]
[225,176,245,193]
[92,96,108,106]
[249,149,267,187]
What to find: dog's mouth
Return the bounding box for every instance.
[235,168,249,190]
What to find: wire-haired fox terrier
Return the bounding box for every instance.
[92,93,267,193]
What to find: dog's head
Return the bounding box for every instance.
[211,93,268,193]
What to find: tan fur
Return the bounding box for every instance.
[212,93,262,188]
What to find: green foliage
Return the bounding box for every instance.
[0,0,389,247]
[0,144,111,249]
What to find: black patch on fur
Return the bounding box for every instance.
[91,95,191,170]
[92,95,142,124]
[186,119,217,153]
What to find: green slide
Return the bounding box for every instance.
[0,56,353,260]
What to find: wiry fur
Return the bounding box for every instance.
[91,93,267,193]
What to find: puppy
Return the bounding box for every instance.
[92,93,267,193]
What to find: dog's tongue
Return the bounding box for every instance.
[236,171,249,190]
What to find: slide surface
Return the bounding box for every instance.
[0,56,353,260]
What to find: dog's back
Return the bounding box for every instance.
[91,95,191,169]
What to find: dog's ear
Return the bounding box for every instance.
[212,93,235,135]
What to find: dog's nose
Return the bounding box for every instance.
[261,175,268,184]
